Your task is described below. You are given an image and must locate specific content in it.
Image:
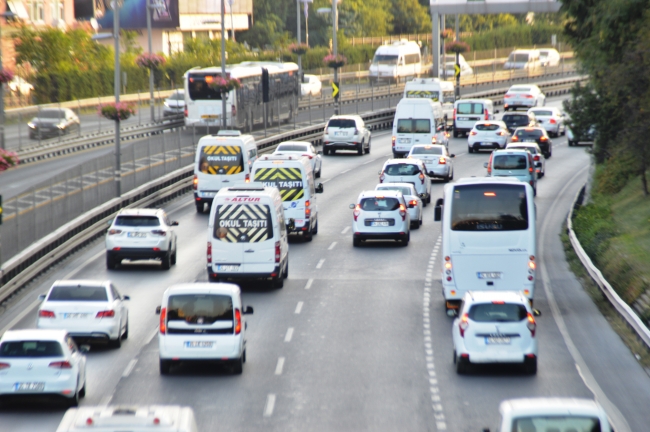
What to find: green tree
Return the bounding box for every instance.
[392,0,431,34]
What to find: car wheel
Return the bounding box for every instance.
[109,333,122,349]
[411,221,419,230]
[453,129,459,138]
[315,168,321,178]
[312,220,318,235]
[426,194,431,204]
[357,142,364,156]
[365,137,371,154]
[208,274,219,283]
[79,381,86,398]
[231,356,244,375]
[122,319,129,340]
[284,261,289,279]
[67,385,80,408]
[170,248,177,265]
[272,267,284,289]
[196,202,204,213]
[401,233,410,247]
[353,237,361,247]
[304,230,313,242]
[159,359,172,375]
[468,147,474,154]
[524,357,537,375]
[161,252,172,270]
[323,147,330,156]
[456,355,469,374]
[106,254,117,270]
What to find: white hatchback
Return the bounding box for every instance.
[407,144,454,182]
[452,291,540,374]
[375,182,423,229]
[37,280,130,348]
[350,190,410,247]
[527,107,566,137]
[0,329,87,407]
[273,141,323,178]
[503,84,546,111]
[467,121,511,153]
[379,159,432,204]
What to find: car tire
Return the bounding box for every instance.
[453,129,459,138]
[170,248,177,266]
[311,220,318,235]
[401,233,409,247]
[357,142,364,156]
[411,221,419,230]
[323,147,330,156]
[79,381,86,398]
[106,254,117,270]
[122,319,129,340]
[196,202,204,213]
[67,386,80,408]
[426,194,431,204]
[468,147,474,154]
[231,356,244,375]
[568,140,574,146]
[273,267,284,289]
[353,237,361,247]
[456,355,469,375]
[304,230,313,242]
[524,357,537,375]
[315,168,321,178]
[109,334,122,349]
[419,215,423,227]
[161,252,172,270]
[284,261,289,279]
[159,359,172,375]
[365,137,371,154]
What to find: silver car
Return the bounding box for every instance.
[273,141,323,178]
[163,90,185,117]
[407,144,455,182]
[503,84,546,111]
[375,182,423,229]
[506,142,546,178]
[527,107,566,137]
[323,115,371,156]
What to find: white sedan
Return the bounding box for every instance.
[407,144,455,182]
[467,120,511,153]
[301,74,322,97]
[375,182,423,229]
[273,141,323,178]
[503,84,546,111]
[527,107,566,137]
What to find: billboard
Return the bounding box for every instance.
[429,0,561,14]
[96,0,180,30]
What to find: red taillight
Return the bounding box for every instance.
[391,136,396,148]
[453,108,456,120]
[540,136,548,141]
[418,173,425,184]
[431,136,437,144]
[529,165,533,173]
[49,361,72,369]
[470,131,477,136]
[399,204,406,221]
[379,172,385,183]
[305,200,311,216]
[235,308,242,335]
[159,307,167,334]
[512,136,519,142]
[96,310,115,318]
[245,174,250,183]
[487,154,493,175]
[302,153,313,159]
[0,362,10,370]
[184,108,188,117]
[549,118,557,124]
[533,154,540,161]
[409,199,418,206]
[524,95,534,99]
[207,242,212,264]
[108,229,122,235]
[38,310,55,318]
[439,157,446,165]
[497,130,506,136]
[151,230,167,236]
[504,94,513,98]
[484,108,489,120]
[274,241,281,263]
[527,313,536,337]
[459,313,469,337]
[353,204,361,221]
[193,174,198,190]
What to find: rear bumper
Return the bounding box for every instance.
[354,232,407,241]
[37,320,120,340]
[159,337,241,360]
[324,141,361,150]
[0,375,77,397]
[458,351,535,364]
[107,248,168,260]
[207,265,282,281]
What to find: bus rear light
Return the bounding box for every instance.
[245,174,250,183]
[528,275,534,281]
[159,307,167,334]
[207,242,212,264]
[528,261,536,270]
[459,313,469,337]
[527,313,536,337]
[432,136,437,144]
[446,276,452,281]
[193,175,198,190]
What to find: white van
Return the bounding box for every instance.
[251,154,324,241]
[452,98,495,137]
[193,130,258,213]
[57,405,198,432]
[403,78,455,126]
[369,40,422,83]
[392,98,444,158]
[156,283,254,375]
[207,183,289,288]
[504,49,542,70]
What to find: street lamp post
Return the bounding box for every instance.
[146,0,155,122]
[332,0,338,115]
[221,0,227,129]
[0,9,17,151]
[228,0,235,42]
[113,0,122,197]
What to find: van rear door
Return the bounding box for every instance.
[253,165,307,225]
[197,144,245,198]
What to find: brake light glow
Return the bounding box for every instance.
[453,108,456,120]
[207,242,212,264]
[419,173,425,184]
[432,136,437,144]
[391,136,396,148]
[409,199,418,206]
[305,200,311,216]
[540,136,548,141]
[398,204,407,221]
[151,230,167,236]
[302,154,313,159]
[184,108,188,117]
[533,155,540,161]
[108,229,122,235]
[524,95,534,99]
[48,361,72,369]
[529,165,533,173]
[38,310,55,318]
[529,260,536,270]
[353,204,361,221]
[159,307,167,334]
[527,313,536,337]
[459,313,469,337]
[275,241,281,263]
[498,130,506,136]
[549,118,557,124]
[492,300,505,304]
[193,175,198,190]
[96,310,115,318]
[512,136,519,142]
[235,308,242,335]
[0,363,10,370]
[379,171,385,183]
[504,94,513,98]
[439,157,446,165]
[245,174,250,183]
[484,192,496,197]
[470,131,477,136]
[484,108,489,120]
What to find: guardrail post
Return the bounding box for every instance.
[163,132,167,174]
[308,92,312,126]
[178,124,182,170]
[138,90,142,125]
[157,87,162,121]
[18,112,22,150]
[32,188,37,245]
[277,99,281,133]
[192,124,196,144]
[94,160,99,207]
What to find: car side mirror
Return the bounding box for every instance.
[79,345,91,353]
[483,162,488,168]
[349,204,356,209]
[243,306,254,315]
[171,221,179,226]
[38,294,46,301]
[533,309,541,316]
[450,154,455,158]
[315,183,324,194]
[155,306,161,314]
[123,295,130,301]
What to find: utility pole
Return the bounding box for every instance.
[332,0,338,115]
[114,0,121,197]
[146,0,155,122]
[221,0,227,129]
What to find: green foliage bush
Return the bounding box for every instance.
[462,24,565,51]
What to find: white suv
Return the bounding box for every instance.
[323,115,371,156]
[350,190,410,247]
[105,209,179,270]
[379,159,432,204]
[452,291,540,375]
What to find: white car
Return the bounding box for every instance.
[323,115,371,156]
[37,280,130,348]
[503,84,546,111]
[506,142,546,178]
[301,74,322,97]
[452,291,540,375]
[467,120,511,153]
[489,398,614,432]
[538,48,561,67]
[375,183,423,229]
[527,107,566,137]
[163,90,185,117]
[0,329,87,407]
[379,159,432,204]
[350,190,410,247]
[273,141,323,178]
[57,405,199,432]
[105,208,179,270]
[407,144,454,182]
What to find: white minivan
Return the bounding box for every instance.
[57,405,198,432]
[392,98,444,158]
[207,183,289,288]
[193,130,259,213]
[403,78,455,126]
[156,283,253,375]
[453,98,495,137]
[369,40,422,83]
[252,154,324,241]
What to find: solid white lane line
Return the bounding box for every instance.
[328,241,337,250]
[295,301,304,314]
[304,278,314,290]
[100,395,113,407]
[341,169,351,174]
[321,178,331,183]
[316,259,325,269]
[284,327,294,342]
[341,226,350,234]
[275,357,285,375]
[122,359,138,378]
[263,394,276,417]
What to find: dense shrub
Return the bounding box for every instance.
[462,24,565,50]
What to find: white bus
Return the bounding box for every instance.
[369,40,422,84]
[433,177,537,314]
[184,61,300,130]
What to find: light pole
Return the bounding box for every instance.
[221,0,227,129]
[0,9,17,151]
[146,0,166,123]
[228,0,235,42]
[113,0,122,197]
[332,0,338,115]
[304,2,309,46]
[296,0,301,77]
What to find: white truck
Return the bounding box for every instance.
[403,78,455,127]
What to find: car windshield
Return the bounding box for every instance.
[503,115,531,126]
[114,216,160,227]
[475,124,500,131]
[450,184,529,231]
[0,341,64,358]
[47,285,109,301]
[468,303,527,322]
[276,145,309,152]
[372,54,398,65]
[531,110,553,117]
[512,416,601,431]
[38,110,65,119]
[167,92,184,100]
[515,129,543,139]
[411,146,443,155]
[167,294,233,325]
[510,87,531,92]
[456,103,484,115]
[328,119,356,129]
[508,54,530,63]
[377,186,412,196]
[493,155,528,170]
[385,164,420,176]
[360,197,400,211]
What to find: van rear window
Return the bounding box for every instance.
[167,294,233,325]
[254,168,304,201]
[475,124,499,131]
[360,198,400,211]
[493,155,528,170]
[397,119,431,134]
[199,145,243,175]
[214,204,272,243]
[450,184,529,231]
[468,303,527,322]
[456,103,484,115]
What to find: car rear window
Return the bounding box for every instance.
[503,114,530,126]
[508,145,539,154]
[514,129,543,139]
[0,341,64,357]
[507,54,530,63]
[509,86,531,92]
[512,416,601,432]
[384,164,420,176]
[167,92,184,101]
[411,146,443,155]
[531,110,553,116]
[456,103,484,115]
[360,198,400,211]
[475,124,499,131]
[167,294,233,324]
[377,186,412,196]
[276,144,309,152]
[47,285,109,302]
[213,204,273,243]
[327,119,356,128]
[199,145,244,176]
[115,216,160,227]
[397,119,431,134]
[493,155,528,170]
[468,303,527,322]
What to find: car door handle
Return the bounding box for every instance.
[245,249,254,253]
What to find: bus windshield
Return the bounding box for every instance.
[450,184,528,231]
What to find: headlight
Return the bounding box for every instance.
[28,122,35,129]
[164,102,170,108]
[57,123,66,129]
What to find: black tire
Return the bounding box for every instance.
[365,138,371,154]
[243,349,247,363]
[161,252,171,270]
[524,357,537,375]
[122,320,129,340]
[353,237,361,247]
[109,333,122,349]
[170,248,177,265]
[196,202,204,213]
[106,254,116,270]
[67,387,80,408]
[401,233,410,247]
[453,129,459,138]
[231,356,243,375]
[323,147,330,156]
[312,220,318,235]
[79,382,86,398]
[568,140,574,146]
[419,216,423,227]
[273,267,284,289]
[284,261,289,279]
[411,221,419,230]
[315,168,321,178]
[456,356,469,374]
[357,142,364,156]
[160,359,171,375]
[468,147,474,153]
[304,230,313,242]
[208,273,219,283]
[444,175,450,183]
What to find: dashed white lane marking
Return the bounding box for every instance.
[284,327,294,342]
[122,359,138,378]
[145,328,158,346]
[328,241,337,250]
[264,394,276,417]
[275,357,285,375]
[341,169,351,174]
[316,259,325,269]
[341,226,351,234]
[295,301,304,314]
[362,158,379,165]
[100,394,113,407]
[304,278,314,290]
[321,178,331,183]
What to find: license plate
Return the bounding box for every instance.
[477,272,502,279]
[127,232,147,238]
[486,337,511,345]
[334,131,347,136]
[524,139,536,142]
[457,117,468,121]
[63,313,89,319]
[14,382,45,392]
[217,264,240,272]
[371,221,389,227]
[399,138,411,143]
[201,114,219,119]
[185,341,214,348]
[201,192,216,198]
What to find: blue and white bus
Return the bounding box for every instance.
[434,177,537,314]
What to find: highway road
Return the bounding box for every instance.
[0,97,648,432]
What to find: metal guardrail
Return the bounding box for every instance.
[567,185,650,349]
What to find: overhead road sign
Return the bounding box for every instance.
[429,0,561,14]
